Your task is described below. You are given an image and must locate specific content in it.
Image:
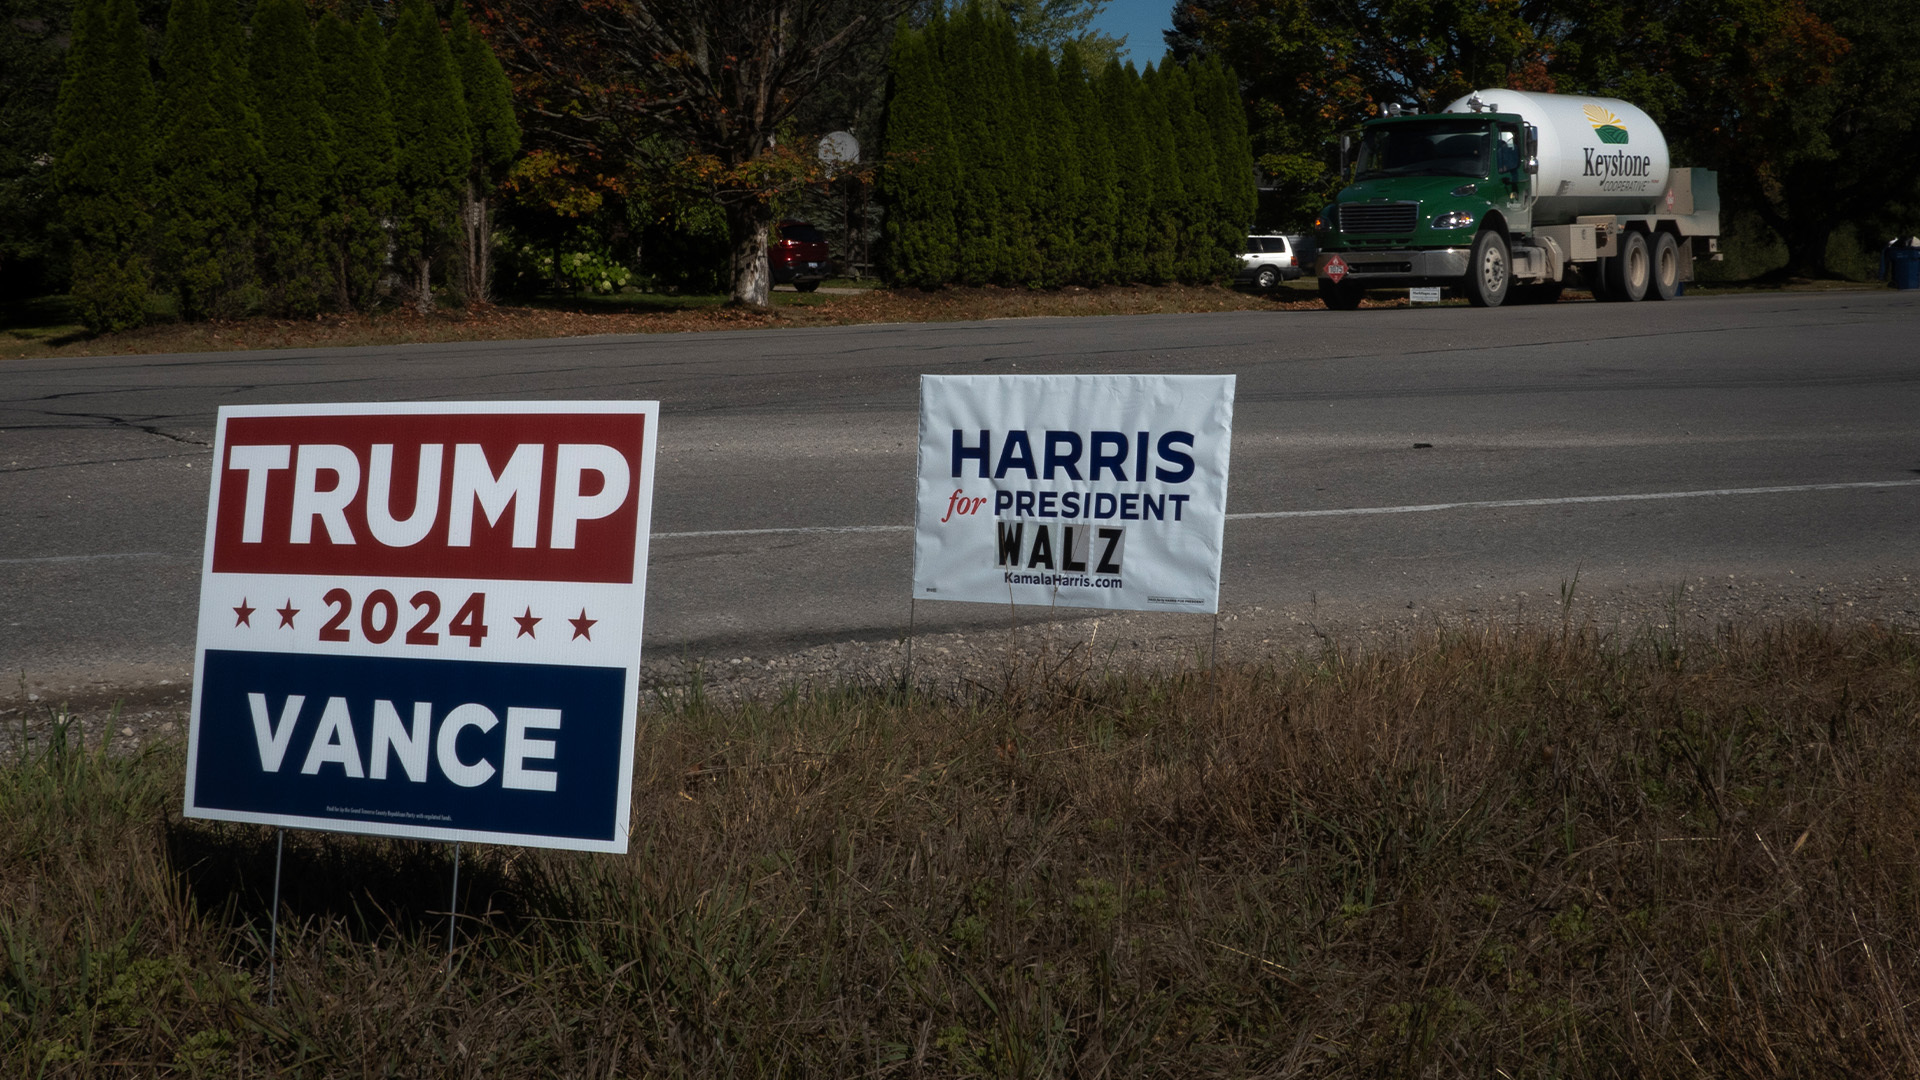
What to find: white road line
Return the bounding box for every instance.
[8,481,1911,559]
[654,523,913,540]
[652,479,1920,540]
[1228,479,1920,520]
[0,551,182,565]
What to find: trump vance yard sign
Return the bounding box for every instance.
[184,402,658,853]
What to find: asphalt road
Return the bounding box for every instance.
[4,289,1917,699]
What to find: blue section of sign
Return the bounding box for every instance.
[193,650,627,843]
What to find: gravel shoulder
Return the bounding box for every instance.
[7,570,1913,758]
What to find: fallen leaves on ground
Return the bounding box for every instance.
[5,284,1352,360]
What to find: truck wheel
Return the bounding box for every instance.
[1464,229,1510,307]
[1648,232,1680,300]
[1256,267,1279,290]
[1583,261,1615,301]
[1605,231,1650,301]
[1318,279,1364,310]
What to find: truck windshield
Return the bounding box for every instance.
[1354,120,1491,180]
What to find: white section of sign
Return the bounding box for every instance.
[913,374,1234,614]
[1410,286,1443,303]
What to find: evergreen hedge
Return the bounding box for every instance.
[316,10,399,313]
[251,0,334,317]
[881,7,1254,289]
[51,0,157,332]
[46,0,518,326]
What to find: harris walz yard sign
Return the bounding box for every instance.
[913,374,1234,615]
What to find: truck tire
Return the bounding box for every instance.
[1318,279,1365,310]
[1583,261,1616,301]
[1463,229,1511,307]
[1648,232,1680,301]
[1606,230,1650,301]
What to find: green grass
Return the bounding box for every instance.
[5,618,1920,1075]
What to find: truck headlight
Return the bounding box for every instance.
[1431,210,1476,230]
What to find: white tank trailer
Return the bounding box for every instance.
[1310,89,1721,307]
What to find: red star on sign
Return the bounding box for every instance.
[277,600,299,628]
[569,609,597,641]
[515,607,542,639]
[233,598,255,627]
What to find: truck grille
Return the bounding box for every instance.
[1339,202,1418,234]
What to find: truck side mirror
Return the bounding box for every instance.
[1340,133,1352,178]
[1525,124,1540,175]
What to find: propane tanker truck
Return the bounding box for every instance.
[1311,89,1721,309]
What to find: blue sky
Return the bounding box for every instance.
[1089,0,1175,64]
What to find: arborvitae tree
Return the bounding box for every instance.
[1024,46,1078,287]
[251,0,334,316]
[1101,60,1150,283]
[358,5,388,67]
[385,0,470,311]
[945,7,1002,285]
[447,1,519,303]
[879,18,959,287]
[987,16,1038,285]
[317,10,398,311]
[1056,43,1116,284]
[51,0,157,332]
[158,0,263,319]
[1136,64,1182,283]
[1196,57,1256,273]
[1161,63,1219,281]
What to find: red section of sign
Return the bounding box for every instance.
[211,412,645,583]
[1325,255,1349,283]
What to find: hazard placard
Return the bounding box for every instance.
[1324,254,1350,283]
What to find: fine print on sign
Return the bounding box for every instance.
[1410,286,1443,303]
[913,374,1234,615]
[184,402,659,853]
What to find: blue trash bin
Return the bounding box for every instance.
[1891,247,1920,291]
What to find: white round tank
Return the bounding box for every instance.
[1443,89,1670,222]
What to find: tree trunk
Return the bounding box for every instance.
[726,198,774,308]
[459,181,491,305]
[415,257,433,314]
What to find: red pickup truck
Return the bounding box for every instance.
[771,220,830,292]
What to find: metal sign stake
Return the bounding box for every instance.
[446,842,461,969]
[267,828,284,1006]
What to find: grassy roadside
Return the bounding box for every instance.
[5,617,1918,1076]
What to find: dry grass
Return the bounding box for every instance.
[5,617,1920,1076]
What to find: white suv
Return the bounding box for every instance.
[1235,234,1304,290]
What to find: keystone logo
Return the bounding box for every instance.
[1583,104,1630,145]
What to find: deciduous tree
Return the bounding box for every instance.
[480,0,910,308]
